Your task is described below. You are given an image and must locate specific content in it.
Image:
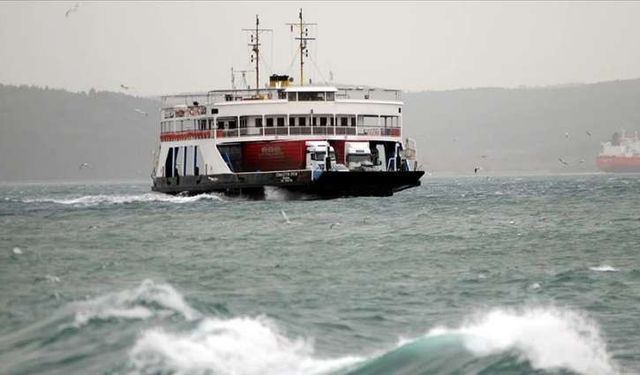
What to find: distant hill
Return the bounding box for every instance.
[403,79,640,174]
[1,80,640,181]
[0,85,158,181]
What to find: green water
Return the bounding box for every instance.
[0,174,638,374]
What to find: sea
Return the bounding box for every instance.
[0,174,638,375]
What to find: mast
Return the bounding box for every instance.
[287,9,316,86]
[243,15,272,91]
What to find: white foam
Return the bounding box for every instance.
[590,265,619,272]
[23,193,223,206]
[66,279,199,328]
[129,316,364,375]
[426,307,616,374]
[12,247,23,255]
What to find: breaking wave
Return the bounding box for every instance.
[65,279,199,329]
[128,304,617,375]
[129,316,364,375]
[349,307,616,375]
[21,193,223,206]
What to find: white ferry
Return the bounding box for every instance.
[151,11,424,198]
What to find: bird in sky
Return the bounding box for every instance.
[558,157,569,167]
[65,3,79,18]
[564,132,570,139]
[586,130,592,137]
[134,108,148,116]
[79,162,90,170]
[474,166,481,174]
[120,84,130,90]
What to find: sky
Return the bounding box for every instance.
[1,1,640,95]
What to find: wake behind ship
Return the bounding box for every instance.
[151,11,424,198]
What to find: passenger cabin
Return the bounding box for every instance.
[159,85,403,143]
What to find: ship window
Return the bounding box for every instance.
[326,92,335,101]
[330,117,334,126]
[350,117,356,127]
[240,117,247,128]
[312,117,317,126]
[208,119,213,130]
[255,118,262,128]
[277,117,285,127]
[298,92,325,101]
[289,117,295,127]
[228,120,237,129]
[320,117,327,126]
[211,108,219,114]
[299,117,306,126]
[341,117,348,127]
[288,92,297,101]
[266,118,274,127]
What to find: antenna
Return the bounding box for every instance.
[231,67,254,90]
[242,15,272,92]
[286,9,316,86]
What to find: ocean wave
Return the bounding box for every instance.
[127,305,617,375]
[129,316,364,375]
[21,193,223,206]
[65,279,199,329]
[422,307,616,375]
[590,265,619,272]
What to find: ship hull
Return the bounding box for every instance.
[151,170,424,198]
[596,156,640,173]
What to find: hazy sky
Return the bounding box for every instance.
[2,1,640,95]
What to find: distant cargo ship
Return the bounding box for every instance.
[596,131,640,173]
[150,11,423,198]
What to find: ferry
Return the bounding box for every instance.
[151,11,424,198]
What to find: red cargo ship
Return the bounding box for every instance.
[596,131,640,173]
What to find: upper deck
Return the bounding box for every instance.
[159,85,404,143]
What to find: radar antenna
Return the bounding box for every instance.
[242,15,272,92]
[286,9,316,86]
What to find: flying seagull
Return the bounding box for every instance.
[586,130,592,137]
[65,3,79,18]
[564,132,570,139]
[474,166,481,174]
[120,84,130,90]
[558,157,569,167]
[134,108,148,116]
[79,162,90,170]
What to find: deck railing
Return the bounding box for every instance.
[159,126,400,142]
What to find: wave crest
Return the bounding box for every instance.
[425,307,616,374]
[66,279,199,329]
[129,316,363,375]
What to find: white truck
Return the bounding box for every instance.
[305,141,337,171]
[345,142,381,171]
